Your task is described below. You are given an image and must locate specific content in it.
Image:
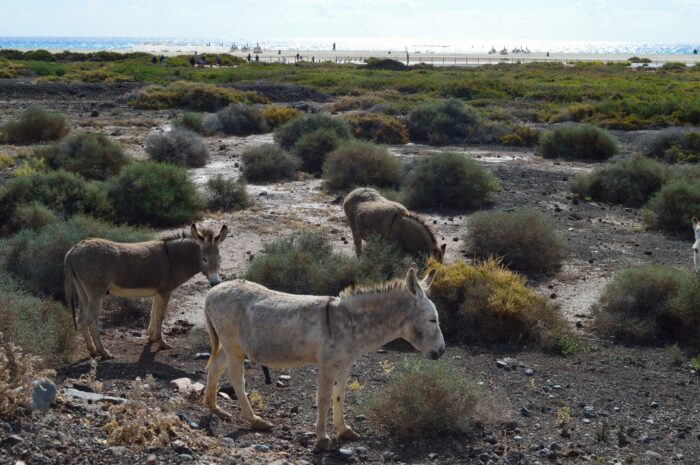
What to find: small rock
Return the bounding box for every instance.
[552,384,562,390]
[521,407,531,417]
[252,444,271,452]
[168,378,204,395]
[176,413,199,429]
[338,448,353,460]
[234,162,240,168]
[524,368,534,376]
[62,388,126,405]
[2,434,23,446]
[32,378,57,411]
[146,454,157,465]
[644,450,662,461]
[219,144,226,151]
[550,442,561,451]
[279,375,292,382]
[331,195,343,205]
[513,435,523,441]
[276,380,286,387]
[220,437,235,447]
[640,434,651,444]
[178,454,194,461]
[651,401,659,408]
[382,451,394,462]
[90,111,99,117]
[427,453,438,460]
[194,352,210,360]
[376,349,388,354]
[259,190,268,196]
[582,418,591,424]
[109,446,128,456]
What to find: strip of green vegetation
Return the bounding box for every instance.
[3,50,700,128]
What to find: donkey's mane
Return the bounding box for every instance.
[399,211,437,244]
[339,278,407,299]
[161,227,216,243]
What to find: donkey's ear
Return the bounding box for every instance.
[421,268,437,290]
[439,244,447,261]
[215,225,228,243]
[191,224,205,242]
[693,217,699,226]
[405,268,422,297]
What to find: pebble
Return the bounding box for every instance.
[178,454,194,461]
[644,450,662,461]
[146,455,157,465]
[108,446,128,456]
[2,435,23,446]
[582,418,591,424]
[651,401,659,408]
[279,375,292,382]
[168,378,204,395]
[252,444,271,452]
[513,435,523,441]
[338,448,353,460]
[640,434,651,444]
[259,190,268,196]
[62,388,126,405]
[520,407,531,417]
[550,442,561,451]
[32,378,57,411]
[193,352,210,360]
[427,453,438,460]
[524,368,534,376]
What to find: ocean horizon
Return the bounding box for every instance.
[1,36,699,55]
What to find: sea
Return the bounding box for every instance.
[1,36,699,55]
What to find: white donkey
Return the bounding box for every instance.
[693,218,700,272]
[203,268,444,450]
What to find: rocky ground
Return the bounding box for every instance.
[1,81,699,464]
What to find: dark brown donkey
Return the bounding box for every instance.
[64,224,228,360]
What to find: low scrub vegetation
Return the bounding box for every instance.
[205,175,249,212]
[144,129,209,167]
[216,104,268,136]
[131,81,267,111]
[428,258,573,353]
[173,112,204,133]
[241,144,299,182]
[570,155,669,207]
[402,153,500,209]
[292,128,346,174]
[641,127,700,163]
[9,203,58,231]
[540,124,619,161]
[342,113,409,144]
[593,267,700,351]
[2,216,153,299]
[245,232,414,296]
[643,178,700,234]
[40,131,130,180]
[364,58,407,71]
[500,124,540,147]
[328,94,387,113]
[1,106,69,144]
[261,105,302,128]
[466,208,564,275]
[366,358,481,439]
[322,141,402,191]
[407,99,480,145]
[107,161,205,226]
[274,113,352,151]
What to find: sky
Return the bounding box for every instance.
[1,0,700,43]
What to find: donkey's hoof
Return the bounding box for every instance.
[99,351,114,360]
[149,339,173,350]
[315,437,333,450]
[251,417,274,431]
[339,428,360,441]
[211,408,232,421]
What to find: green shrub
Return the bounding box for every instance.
[173,112,204,133]
[0,153,14,169]
[131,81,267,111]
[274,113,352,151]
[641,128,700,163]
[2,216,153,299]
[366,358,480,439]
[1,106,69,144]
[643,179,700,234]
[245,232,414,296]
[40,131,130,180]
[205,175,249,211]
[144,129,209,167]
[501,125,540,147]
[0,272,75,364]
[216,104,268,136]
[466,208,564,274]
[0,170,111,228]
[322,141,401,191]
[427,258,570,351]
[292,128,345,173]
[10,203,58,231]
[407,99,480,145]
[261,105,302,128]
[342,113,409,144]
[107,161,205,226]
[592,267,700,351]
[570,155,669,207]
[539,124,619,161]
[402,153,500,209]
[364,58,407,71]
[242,144,299,182]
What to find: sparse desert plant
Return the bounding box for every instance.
[11,156,46,177]
[261,105,302,128]
[274,113,352,151]
[2,216,153,299]
[427,258,570,351]
[364,57,407,71]
[9,203,58,231]
[500,124,540,146]
[643,178,700,234]
[144,128,209,167]
[641,128,700,163]
[216,104,268,136]
[1,106,69,144]
[0,153,14,169]
[466,207,565,274]
[592,266,700,351]
[107,161,205,226]
[292,128,345,173]
[40,131,130,180]
[205,175,249,211]
[200,113,222,135]
[342,113,409,144]
[131,81,267,111]
[539,124,619,161]
[241,144,299,182]
[570,155,669,207]
[366,358,480,439]
[322,141,402,190]
[173,112,204,133]
[407,99,480,145]
[402,152,500,209]
[329,95,386,113]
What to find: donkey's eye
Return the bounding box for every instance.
[202,258,208,263]
[429,318,437,324]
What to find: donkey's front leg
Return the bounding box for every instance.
[227,353,274,431]
[147,292,172,350]
[315,366,337,450]
[333,365,360,441]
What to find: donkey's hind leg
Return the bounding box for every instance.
[333,364,360,441]
[226,351,273,431]
[87,294,112,360]
[315,366,337,450]
[147,292,172,350]
[205,349,231,419]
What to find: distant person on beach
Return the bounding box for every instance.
[296,53,300,62]
[247,53,252,63]
[333,42,336,51]
[215,55,222,67]
[312,56,315,63]
[546,52,550,57]
[695,49,698,55]
[406,51,409,66]
[255,54,260,62]
[200,56,206,67]
[189,56,196,67]
[160,55,166,65]
[151,56,157,64]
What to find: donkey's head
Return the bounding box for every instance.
[693,217,700,241]
[191,224,228,286]
[431,243,447,263]
[402,268,445,360]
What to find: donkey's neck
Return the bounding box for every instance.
[337,290,414,354]
[164,239,201,288]
[396,216,435,253]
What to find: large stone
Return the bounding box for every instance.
[168,378,204,395]
[32,378,57,411]
[62,388,126,404]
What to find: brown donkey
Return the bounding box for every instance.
[64,224,227,359]
[343,187,446,261]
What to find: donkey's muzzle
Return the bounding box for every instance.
[429,346,445,360]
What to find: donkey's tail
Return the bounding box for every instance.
[204,306,220,370]
[63,255,78,330]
